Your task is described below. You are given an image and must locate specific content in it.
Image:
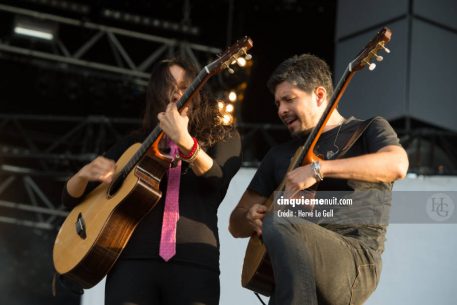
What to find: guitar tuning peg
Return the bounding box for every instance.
[245,53,252,60]
[370,51,383,62]
[382,45,391,54]
[236,57,247,67]
[228,67,235,74]
[364,59,376,71]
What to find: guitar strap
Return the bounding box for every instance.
[333,117,376,160]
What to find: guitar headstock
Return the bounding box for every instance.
[206,36,253,75]
[350,27,392,72]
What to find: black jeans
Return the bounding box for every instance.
[105,259,220,305]
[262,213,381,305]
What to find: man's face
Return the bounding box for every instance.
[274,81,323,136]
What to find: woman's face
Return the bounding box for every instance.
[169,64,187,103]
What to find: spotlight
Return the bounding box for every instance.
[222,114,234,125]
[218,101,225,110]
[14,16,57,41]
[29,0,90,14]
[225,104,234,113]
[228,91,237,102]
[101,9,199,35]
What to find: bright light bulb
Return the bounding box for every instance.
[222,114,233,125]
[228,91,237,102]
[14,26,54,40]
[225,104,234,113]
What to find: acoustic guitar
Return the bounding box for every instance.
[53,36,253,289]
[241,27,392,296]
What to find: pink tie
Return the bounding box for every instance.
[159,140,181,261]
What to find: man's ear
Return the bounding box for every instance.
[314,86,327,106]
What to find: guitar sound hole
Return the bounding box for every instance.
[107,174,124,198]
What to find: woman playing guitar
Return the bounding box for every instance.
[63,58,242,305]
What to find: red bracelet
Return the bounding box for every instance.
[178,137,198,159]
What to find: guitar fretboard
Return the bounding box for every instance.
[292,66,353,170]
[119,68,211,179]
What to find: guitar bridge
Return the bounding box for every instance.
[75,213,87,239]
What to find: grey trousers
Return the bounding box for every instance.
[262,214,381,305]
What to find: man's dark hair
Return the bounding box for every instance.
[267,54,333,98]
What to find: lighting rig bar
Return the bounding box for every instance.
[0,3,220,85]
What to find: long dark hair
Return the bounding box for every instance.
[142,58,233,148]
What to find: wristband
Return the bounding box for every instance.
[311,161,324,182]
[178,137,200,163]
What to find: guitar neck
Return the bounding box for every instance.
[120,68,211,177]
[290,67,355,170]
[289,27,393,170]
[111,35,254,180]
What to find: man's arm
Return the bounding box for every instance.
[285,145,409,192]
[229,190,268,238]
[321,145,408,182]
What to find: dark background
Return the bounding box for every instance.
[0,0,336,125]
[0,1,456,304]
[0,1,337,304]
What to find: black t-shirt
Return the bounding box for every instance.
[63,130,241,272]
[248,116,400,253]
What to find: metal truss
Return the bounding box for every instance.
[1,114,456,231]
[0,114,287,231]
[0,114,139,230]
[0,166,67,230]
[0,3,221,86]
[398,128,457,176]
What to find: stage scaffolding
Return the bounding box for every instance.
[0,3,455,233]
[0,3,221,86]
[1,114,456,231]
[0,2,247,232]
[0,114,290,231]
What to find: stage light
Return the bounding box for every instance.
[124,13,132,22]
[143,17,151,25]
[14,27,53,40]
[101,9,199,35]
[225,104,234,113]
[228,91,237,102]
[222,114,234,125]
[14,16,57,41]
[218,101,225,110]
[28,0,90,14]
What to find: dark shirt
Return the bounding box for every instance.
[248,117,400,253]
[62,130,241,272]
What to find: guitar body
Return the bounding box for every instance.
[53,143,169,288]
[242,236,274,296]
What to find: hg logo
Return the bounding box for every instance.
[426,193,455,222]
